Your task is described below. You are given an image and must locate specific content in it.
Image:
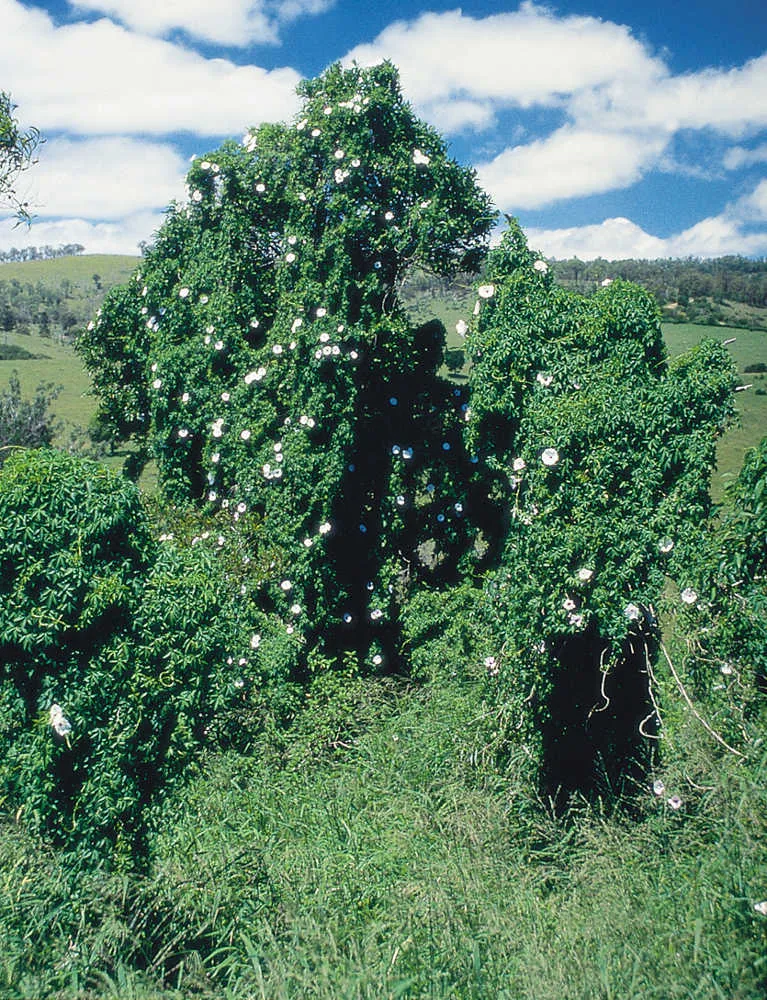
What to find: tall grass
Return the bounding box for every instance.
[2,680,765,998]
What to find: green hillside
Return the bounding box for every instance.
[0,253,139,288]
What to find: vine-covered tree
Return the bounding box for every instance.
[78,62,494,678]
[461,220,735,797]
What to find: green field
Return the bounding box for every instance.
[0,253,138,290]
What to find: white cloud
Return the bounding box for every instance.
[69,0,335,48]
[0,211,163,256]
[525,181,767,261]
[11,137,187,220]
[731,178,767,221]
[0,0,302,136]
[477,127,667,210]
[344,3,665,127]
[724,143,767,170]
[573,53,767,138]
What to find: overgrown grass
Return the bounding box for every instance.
[1,679,765,999]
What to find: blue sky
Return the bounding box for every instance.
[1,0,765,259]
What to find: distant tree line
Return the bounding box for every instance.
[0,243,85,263]
[550,255,767,310]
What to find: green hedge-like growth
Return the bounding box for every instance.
[0,450,268,863]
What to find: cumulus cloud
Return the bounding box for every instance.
[724,143,767,170]
[345,3,664,130]
[10,137,188,220]
[572,53,767,137]
[525,179,767,260]
[69,0,335,48]
[0,211,163,256]
[477,127,667,210]
[0,0,302,135]
[343,3,767,216]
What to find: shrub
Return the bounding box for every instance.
[0,450,269,864]
[0,371,60,464]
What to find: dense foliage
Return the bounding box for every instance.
[419,220,735,796]
[78,61,494,680]
[0,450,270,862]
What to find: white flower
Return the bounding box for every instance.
[412,148,431,165]
[562,598,577,612]
[323,105,332,115]
[181,392,190,403]
[536,372,553,387]
[667,795,682,810]
[316,307,327,318]
[652,779,665,796]
[192,190,203,202]
[658,537,674,553]
[250,633,261,649]
[754,901,767,916]
[272,344,283,355]
[211,453,220,463]
[601,277,613,287]
[179,287,190,298]
[351,158,361,167]
[533,259,548,274]
[319,332,330,343]
[298,192,307,201]
[370,609,383,620]
[334,148,345,159]
[214,340,224,351]
[291,318,303,333]
[384,210,394,221]
[280,580,292,591]
[255,182,266,193]
[221,392,230,402]
[152,378,162,390]
[49,704,72,738]
[577,568,594,583]
[512,457,526,472]
[541,448,559,467]
[455,319,468,337]
[681,587,698,605]
[178,428,189,439]
[568,612,585,628]
[720,662,734,676]
[624,603,642,621]
[290,604,302,616]
[296,119,307,131]
[477,284,495,299]
[285,252,296,264]
[240,429,251,441]
[372,654,383,666]
[234,678,245,689]
[318,521,332,535]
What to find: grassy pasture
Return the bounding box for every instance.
[0,253,138,290]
